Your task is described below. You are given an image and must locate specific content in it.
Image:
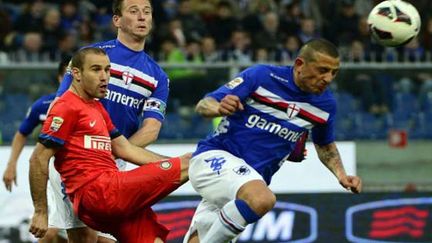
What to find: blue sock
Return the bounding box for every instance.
[235,199,261,224]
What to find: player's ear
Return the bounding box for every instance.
[294,57,305,69]
[112,15,120,28]
[71,67,81,82]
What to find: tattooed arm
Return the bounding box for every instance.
[314,142,362,193]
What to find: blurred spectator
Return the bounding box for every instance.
[297,17,320,44]
[0,7,13,51]
[253,47,270,62]
[41,7,62,60]
[77,19,96,47]
[344,40,370,62]
[176,0,207,42]
[279,0,304,36]
[200,36,221,63]
[241,0,277,36]
[399,37,425,62]
[221,29,252,63]
[59,1,82,32]
[274,35,301,63]
[13,0,45,33]
[330,0,360,47]
[421,16,432,54]
[353,16,384,62]
[57,31,77,61]
[252,11,284,52]
[10,32,45,62]
[206,1,239,49]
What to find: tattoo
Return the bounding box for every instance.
[315,143,345,179]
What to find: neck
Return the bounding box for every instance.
[117,32,145,51]
[70,83,92,101]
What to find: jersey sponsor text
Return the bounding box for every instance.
[84,135,112,151]
[105,89,144,108]
[245,114,303,142]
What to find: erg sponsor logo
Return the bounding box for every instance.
[346,197,432,243]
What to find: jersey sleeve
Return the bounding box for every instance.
[56,69,73,97]
[142,71,168,122]
[38,100,77,148]
[311,101,336,146]
[18,101,43,136]
[205,65,261,102]
[97,102,122,139]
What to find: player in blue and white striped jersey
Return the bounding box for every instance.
[185,39,363,243]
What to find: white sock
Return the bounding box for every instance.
[201,200,248,243]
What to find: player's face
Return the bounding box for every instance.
[114,0,153,41]
[80,54,111,99]
[294,52,340,94]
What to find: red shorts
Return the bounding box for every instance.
[73,157,182,242]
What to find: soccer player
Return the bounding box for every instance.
[29,47,190,243]
[184,38,363,243]
[2,60,69,243]
[54,0,171,241]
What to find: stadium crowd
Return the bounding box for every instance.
[1,0,432,63]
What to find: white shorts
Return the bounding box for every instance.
[184,150,264,242]
[47,160,86,229]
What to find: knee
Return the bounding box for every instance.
[238,182,276,216]
[248,191,276,215]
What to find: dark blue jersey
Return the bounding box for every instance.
[57,39,169,138]
[19,93,56,136]
[194,64,337,184]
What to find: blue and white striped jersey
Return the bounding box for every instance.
[19,93,55,136]
[57,39,169,138]
[194,64,337,184]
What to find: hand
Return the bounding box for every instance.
[29,212,48,239]
[339,175,362,194]
[3,165,17,192]
[218,95,244,116]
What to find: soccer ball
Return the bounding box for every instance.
[367,0,421,47]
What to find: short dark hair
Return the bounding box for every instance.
[298,38,339,62]
[71,47,107,70]
[112,0,124,16]
[112,0,152,16]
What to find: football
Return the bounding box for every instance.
[367,0,421,47]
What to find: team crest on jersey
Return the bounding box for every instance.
[225,77,244,89]
[233,165,251,176]
[50,117,64,132]
[286,103,300,119]
[122,71,134,85]
[144,98,166,115]
[160,161,172,170]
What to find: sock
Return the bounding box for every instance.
[200,200,261,243]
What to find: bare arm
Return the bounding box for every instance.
[111,135,169,166]
[128,118,162,147]
[3,131,27,192]
[195,95,244,118]
[29,143,57,238]
[314,142,362,193]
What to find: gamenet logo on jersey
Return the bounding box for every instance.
[346,197,432,243]
[84,135,111,151]
[245,114,303,142]
[105,89,144,108]
[153,200,317,243]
